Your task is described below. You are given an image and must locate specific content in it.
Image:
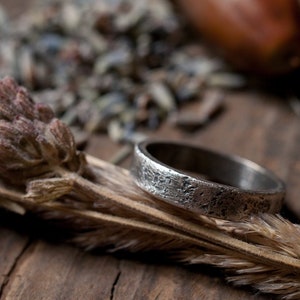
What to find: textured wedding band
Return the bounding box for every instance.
[131,140,285,220]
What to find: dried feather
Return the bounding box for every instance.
[17,189,300,299]
[204,214,300,259]
[179,252,300,299]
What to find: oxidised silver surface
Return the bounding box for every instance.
[131,140,285,220]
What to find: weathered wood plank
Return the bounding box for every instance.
[112,260,268,300]
[0,227,29,297]
[1,241,120,300]
[1,240,269,300]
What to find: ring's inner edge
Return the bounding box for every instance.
[146,143,280,191]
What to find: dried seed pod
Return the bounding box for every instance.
[0,5,8,32]
[207,72,246,89]
[178,0,300,74]
[171,89,224,129]
[61,3,81,32]
[148,82,176,112]
[17,47,36,89]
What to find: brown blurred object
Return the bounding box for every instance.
[177,0,300,75]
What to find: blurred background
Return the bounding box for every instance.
[1,0,300,153]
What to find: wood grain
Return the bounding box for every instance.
[0,228,29,296]
[1,241,121,300]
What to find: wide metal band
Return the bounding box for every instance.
[130,140,285,220]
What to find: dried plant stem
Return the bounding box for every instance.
[54,165,300,272]
[46,203,223,252]
[0,198,25,215]
[3,159,300,273]
[0,186,26,204]
[87,153,129,170]
[0,184,225,253]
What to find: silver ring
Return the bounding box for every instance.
[130,140,285,220]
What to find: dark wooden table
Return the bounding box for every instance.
[1,1,300,299]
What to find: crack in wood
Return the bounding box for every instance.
[154,290,162,300]
[0,239,32,299]
[110,270,121,300]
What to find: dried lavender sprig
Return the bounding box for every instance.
[0,77,92,186]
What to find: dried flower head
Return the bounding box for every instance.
[0,77,88,186]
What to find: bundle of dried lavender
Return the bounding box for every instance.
[0,0,236,139]
[0,77,300,299]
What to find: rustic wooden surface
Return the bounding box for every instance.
[1,1,300,300]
